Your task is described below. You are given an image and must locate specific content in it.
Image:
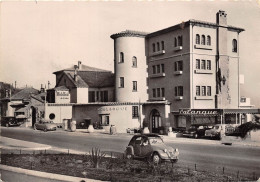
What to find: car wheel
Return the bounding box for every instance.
[43,128,47,132]
[126,154,133,160]
[5,123,9,127]
[152,153,161,164]
[194,134,198,139]
[172,159,178,163]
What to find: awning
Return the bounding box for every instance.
[16,115,27,119]
[223,109,260,114]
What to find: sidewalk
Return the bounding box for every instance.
[0,137,51,150]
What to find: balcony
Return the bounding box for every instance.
[174,71,183,75]
[151,50,165,57]
[194,69,213,74]
[173,46,183,51]
[195,96,213,100]
[194,44,212,50]
[149,73,166,78]
[175,96,183,100]
[150,97,166,101]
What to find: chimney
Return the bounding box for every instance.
[74,65,78,82]
[216,10,227,26]
[78,61,82,70]
[40,84,45,93]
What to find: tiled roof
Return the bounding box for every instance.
[11,88,39,100]
[53,64,111,74]
[31,92,46,103]
[48,86,69,91]
[146,19,244,38]
[66,71,114,88]
[111,30,149,39]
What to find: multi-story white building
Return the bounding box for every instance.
[45,10,259,134]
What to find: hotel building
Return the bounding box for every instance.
[44,10,259,134]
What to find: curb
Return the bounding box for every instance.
[0,164,103,182]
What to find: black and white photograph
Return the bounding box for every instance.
[0,0,260,181]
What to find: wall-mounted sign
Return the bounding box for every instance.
[56,91,70,103]
[98,107,127,112]
[179,109,221,115]
[57,91,69,96]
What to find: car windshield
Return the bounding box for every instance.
[190,126,198,129]
[214,126,220,129]
[148,137,163,144]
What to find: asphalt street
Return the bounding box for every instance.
[1,127,260,177]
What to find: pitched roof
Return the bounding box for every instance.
[11,88,39,100]
[146,19,244,38]
[53,64,111,74]
[66,71,114,88]
[47,86,69,91]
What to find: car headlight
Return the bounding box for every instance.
[163,149,167,153]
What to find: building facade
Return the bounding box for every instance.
[44,10,259,134]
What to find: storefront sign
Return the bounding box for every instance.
[98,107,127,112]
[179,109,220,115]
[57,91,69,96]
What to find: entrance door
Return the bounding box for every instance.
[151,110,161,133]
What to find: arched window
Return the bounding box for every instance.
[161,41,165,50]
[119,52,124,63]
[207,36,211,45]
[174,37,177,47]
[132,56,137,67]
[152,43,155,52]
[157,42,160,51]
[196,34,200,44]
[232,39,237,52]
[178,36,183,46]
[201,35,205,45]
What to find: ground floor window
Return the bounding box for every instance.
[132,106,138,118]
[177,116,186,127]
[100,115,110,126]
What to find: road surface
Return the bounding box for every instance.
[1,127,260,177]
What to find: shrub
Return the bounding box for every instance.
[89,147,106,168]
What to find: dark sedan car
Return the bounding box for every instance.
[183,125,213,138]
[1,116,21,127]
[34,119,57,132]
[125,134,179,164]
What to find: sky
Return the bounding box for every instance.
[1,1,260,107]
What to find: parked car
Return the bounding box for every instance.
[183,125,212,138]
[34,119,57,132]
[1,116,21,127]
[205,124,224,139]
[125,134,179,164]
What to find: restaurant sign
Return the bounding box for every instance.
[179,109,221,115]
